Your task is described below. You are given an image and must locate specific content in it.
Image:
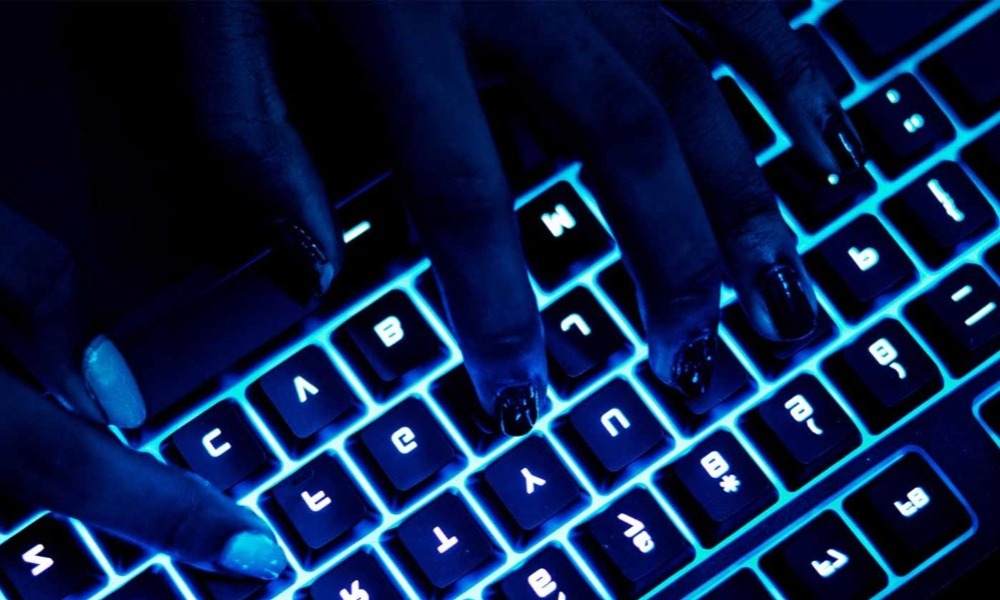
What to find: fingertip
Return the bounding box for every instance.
[820,109,868,174]
[271,219,339,296]
[494,383,541,437]
[81,335,146,429]
[749,261,818,342]
[217,530,287,580]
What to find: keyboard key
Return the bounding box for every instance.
[574,488,694,597]
[922,12,1000,126]
[761,511,886,600]
[964,124,1000,196]
[107,568,183,600]
[254,346,360,448]
[979,393,1000,438]
[723,303,836,378]
[845,454,971,574]
[0,516,105,600]
[393,492,497,591]
[905,264,1000,376]
[742,376,860,489]
[822,1,976,77]
[805,214,916,318]
[266,454,374,565]
[354,398,459,507]
[164,401,274,493]
[718,76,775,154]
[597,261,642,335]
[657,431,777,546]
[560,378,669,488]
[542,287,632,396]
[179,566,292,600]
[700,569,772,600]
[764,148,876,231]
[849,75,955,178]
[824,319,942,432]
[307,551,404,600]
[799,26,854,99]
[333,291,447,400]
[331,181,421,307]
[497,546,599,600]
[884,162,996,267]
[429,366,503,454]
[479,436,583,543]
[91,530,150,574]
[518,181,614,291]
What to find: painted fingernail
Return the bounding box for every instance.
[272,220,335,296]
[218,531,286,580]
[672,330,717,398]
[760,263,817,341]
[82,335,146,428]
[822,111,867,173]
[495,384,538,437]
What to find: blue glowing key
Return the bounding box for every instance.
[0,516,105,600]
[498,546,600,599]
[308,551,404,600]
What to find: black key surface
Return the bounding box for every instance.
[481,436,582,539]
[799,26,854,99]
[255,346,359,444]
[597,261,642,335]
[308,551,404,600]
[267,454,371,563]
[518,181,614,291]
[0,516,105,600]
[718,76,775,154]
[822,1,977,77]
[761,511,886,600]
[905,264,1000,376]
[922,12,1000,125]
[180,567,292,600]
[429,367,503,454]
[574,488,694,597]
[657,431,777,546]
[849,75,955,177]
[165,401,273,492]
[699,569,772,600]
[884,161,996,266]
[824,319,942,432]
[562,378,668,487]
[497,546,600,600]
[742,375,860,489]
[542,287,632,396]
[723,302,836,378]
[980,393,1000,438]
[355,398,458,506]
[805,214,915,318]
[964,124,1000,196]
[107,568,183,600]
[394,493,496,590]
[764,148,875,231]
[334,290,447,400]
[845,453,971,574]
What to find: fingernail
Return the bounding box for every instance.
[672,330,717,398]
[760,263,817,340]
[822,111,867,173]
[495,384,538,437]
[272,219,335,296]
[218,531,286,580]
[82,335,146,428]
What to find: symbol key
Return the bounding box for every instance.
[308,551,404,600]
[498,545,599,600]
[334,291,447,400]
[905,264,1000,376]
[574,488,694,597]
[742,375,860,489]
[762,511,886,600]
[845,454,971,574]
[0,516,105,600]
[393,493,497,591]
[354,398,459,507]
[657,431,777,546]
[824,319,942,432]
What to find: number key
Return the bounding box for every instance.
[497,546,599,600]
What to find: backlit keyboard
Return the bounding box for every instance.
[3,2,1000,599]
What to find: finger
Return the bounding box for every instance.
[0,370,286,579]
[471,3,723,398]
[0,202,145,427]
[584,3,817,342]
[178,2,341,296]
[668,1,866,175]
[329,3,546,435]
